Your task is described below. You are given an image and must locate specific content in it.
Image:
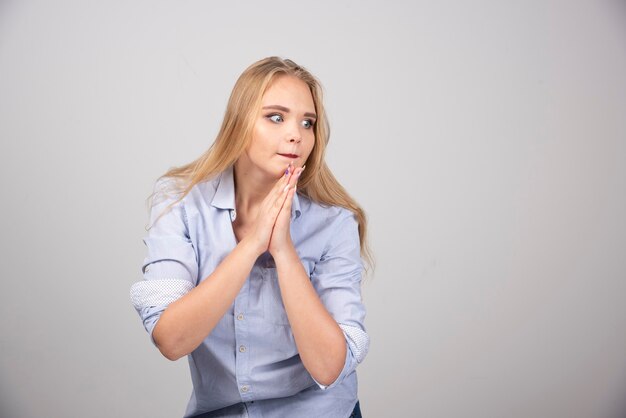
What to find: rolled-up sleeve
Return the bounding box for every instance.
[129,178,198,347]
[309,209,370,390]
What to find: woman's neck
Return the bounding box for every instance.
[233,158,276,215]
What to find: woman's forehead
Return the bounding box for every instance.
[262,76,314,109]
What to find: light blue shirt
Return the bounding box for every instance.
[130,165,370,418]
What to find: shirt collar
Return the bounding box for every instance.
[210,165,301,220]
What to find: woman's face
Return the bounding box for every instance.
[244,75,316,178]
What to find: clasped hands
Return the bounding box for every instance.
[244,162,304,258]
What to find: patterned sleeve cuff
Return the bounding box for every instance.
[339,323,370,364]
[130,278,195,311]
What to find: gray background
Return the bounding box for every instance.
[1,0,625,417]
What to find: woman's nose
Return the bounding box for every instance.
[287,125,302,143]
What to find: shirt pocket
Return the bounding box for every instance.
[261,267,291,326]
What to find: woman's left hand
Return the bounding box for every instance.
[268,164,304,257]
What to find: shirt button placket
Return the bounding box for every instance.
[234,275,252,402]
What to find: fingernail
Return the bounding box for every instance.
[283,184,290,192]
[296,168,303,178]
[284,166,289,176]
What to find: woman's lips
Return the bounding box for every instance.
[278,153,299,159]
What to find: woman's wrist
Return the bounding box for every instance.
[271,241,298,266]
[239,235,266,259]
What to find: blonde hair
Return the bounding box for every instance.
[147,56,374,274]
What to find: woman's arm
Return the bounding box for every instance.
[267,166,349,385]
[152,237,260,361]
[273,247,347,386]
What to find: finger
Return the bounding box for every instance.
[266,165,295,217]
[270,162,295,198]
[261,164,292,215]
[274,179,292,209]
[275,182,296,226]
[274,166,301,217]
[277,165,303,216]
[261,162,297,224]
[274,163,292,190]
[286,164,305,190]
[284,183,296,209]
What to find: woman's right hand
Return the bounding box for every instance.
[242,163,296,256]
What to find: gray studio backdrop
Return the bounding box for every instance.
[1,1,625,417]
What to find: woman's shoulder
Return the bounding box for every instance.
[298,193,356,226]
[151,173,221,209]
[186,174,222,209]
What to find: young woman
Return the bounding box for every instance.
[130,56,372,418]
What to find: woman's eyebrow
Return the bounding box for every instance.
[262,105,317,119]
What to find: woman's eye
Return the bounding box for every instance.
[302,119,315,129]
[267,114,283,123]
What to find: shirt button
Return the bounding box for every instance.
[241,385,249,392]
[239,345,246,353]
[230,210,237,221]
[237,313,244,320]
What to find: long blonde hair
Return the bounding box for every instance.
[148,56,374,274]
